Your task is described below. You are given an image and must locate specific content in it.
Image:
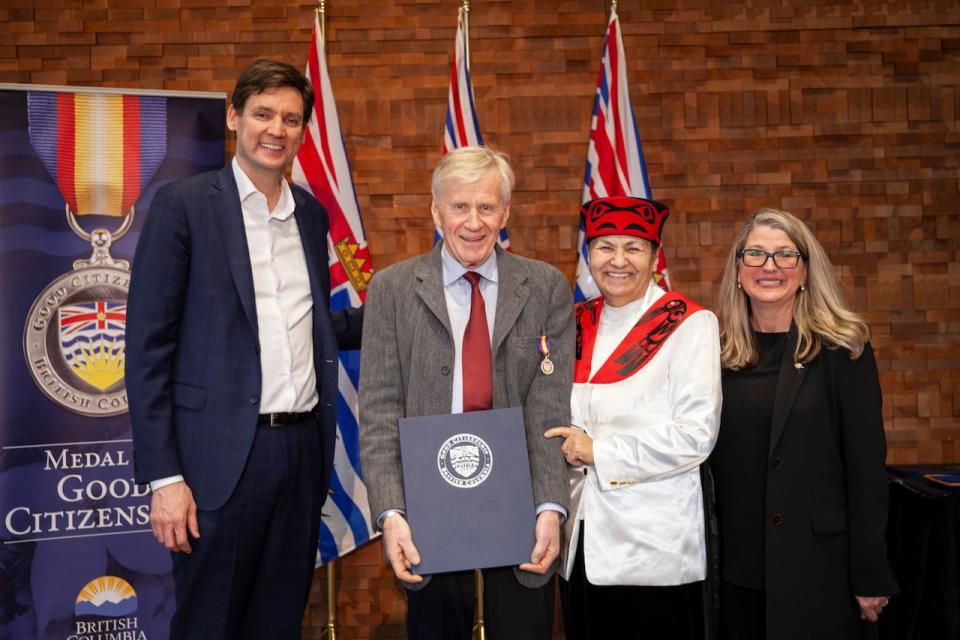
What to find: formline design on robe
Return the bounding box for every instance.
[574,291,704,383]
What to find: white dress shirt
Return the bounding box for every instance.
[150,159,316,491]
[560,282,722,585]
[232,158,317,414]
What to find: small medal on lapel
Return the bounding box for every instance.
[538,335,554,375]
[794,361,804,370]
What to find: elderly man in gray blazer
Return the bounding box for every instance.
[359,146,574,640]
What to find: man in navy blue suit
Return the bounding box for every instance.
[126,59,362,638]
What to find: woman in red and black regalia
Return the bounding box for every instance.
[711,208,898,639]
[547,197,722,639]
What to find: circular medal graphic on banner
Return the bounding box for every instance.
[23,220,132,417]
[438,433,493,488]
[24,263,131,417]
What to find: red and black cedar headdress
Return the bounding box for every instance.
[580,196,670,245]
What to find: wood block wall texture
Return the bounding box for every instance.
[3,0,958,637]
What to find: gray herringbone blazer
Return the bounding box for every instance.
[359,244,574,588]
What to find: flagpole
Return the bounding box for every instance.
[318,0,327,41]
[468,11,484,635]
[462,0,472,72]
[462,2,484,635]
[316,5,337,637]
[473,566,486,640]
[460,0,488,630]
[320,560,337,640]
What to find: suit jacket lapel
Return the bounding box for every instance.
[211,166,259,339]
[492,247,530,354]
[292,187,328,306]
[768,326,807,455]
[414,244,452,337]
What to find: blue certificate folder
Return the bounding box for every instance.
[398,407,536,575]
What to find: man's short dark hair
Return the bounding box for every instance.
[231,59,315,122]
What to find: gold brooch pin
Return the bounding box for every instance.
[794,362,804,370]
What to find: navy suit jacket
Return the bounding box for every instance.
[126,164,362,511]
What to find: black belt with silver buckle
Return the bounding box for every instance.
[257,411,315,427]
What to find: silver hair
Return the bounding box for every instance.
[431,146,515,205]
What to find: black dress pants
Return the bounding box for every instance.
[406,566,555,640]
[169,420,324,640]
[719,581,765,640]
[561,523,705,640]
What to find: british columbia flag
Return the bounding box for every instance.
[576,7,669,301]
[440,6,510,250]
[59,301,126,391]
[291,14,376,564]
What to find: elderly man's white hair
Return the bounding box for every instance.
[431,146,515,205]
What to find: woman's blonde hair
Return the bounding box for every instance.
[717,208,870,370]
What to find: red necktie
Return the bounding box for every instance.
[462,271,493,412]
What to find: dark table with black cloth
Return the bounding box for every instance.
[881,465,960,640]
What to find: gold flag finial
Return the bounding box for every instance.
[317,0,326,43]
[462,0,473,73]
[611,0,618,14]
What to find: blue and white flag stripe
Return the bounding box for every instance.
[316,357,374,557]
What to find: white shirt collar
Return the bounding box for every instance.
[231,157,296,221]
[440,245,499,287]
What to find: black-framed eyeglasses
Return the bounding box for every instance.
[737,248,805,269]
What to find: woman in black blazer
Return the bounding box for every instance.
[710,208,898,639]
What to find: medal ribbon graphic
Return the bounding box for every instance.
[27,91,167,217]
